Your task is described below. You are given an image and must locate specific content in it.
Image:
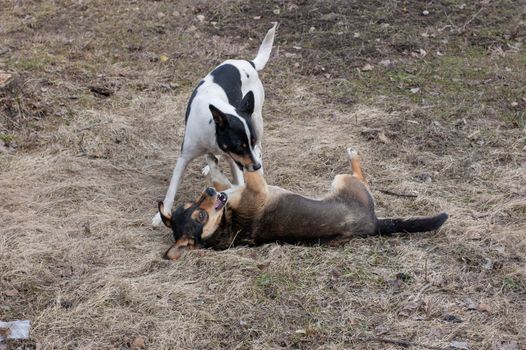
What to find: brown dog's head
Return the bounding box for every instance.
[158,187,227,260]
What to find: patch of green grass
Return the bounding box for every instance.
[503,276,526,294]
[9,57,46,71]
[0,133,14,144]
[342,265,384,287]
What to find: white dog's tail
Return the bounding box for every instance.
[252,22,278,71]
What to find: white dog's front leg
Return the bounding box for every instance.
[152,156,190,226]
[254,143,263,174]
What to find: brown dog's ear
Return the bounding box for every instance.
[163,244,183,260]
[158,202,172,228]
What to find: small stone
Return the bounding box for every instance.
[253,16,261,20]
[273,8,280,15]
[464,298,477,310]
[511,101,518,107]
[379,59,391,67]
[361,63,373,71]
[450,341,469,349]
[287,4,299,11]
[4,289,18,297]
[309,27,315,33]
[196,14,205,22]
[422,10,430,16]
[410,87,420,94]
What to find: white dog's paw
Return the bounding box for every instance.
[346,147,359,160]
[151,212,162,227]
[201,165,211,177]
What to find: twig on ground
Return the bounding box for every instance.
[378,189,418,198]
[359,336,448,350]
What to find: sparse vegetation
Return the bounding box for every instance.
[1,0,525,349]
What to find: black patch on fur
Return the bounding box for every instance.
[214,110,253,158]
[248,60,255,69]
[184,80,204,124]
[170,204,204,243]
[211,64,242,106]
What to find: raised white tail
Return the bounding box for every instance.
[252,23,278,71]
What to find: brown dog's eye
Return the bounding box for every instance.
[197,210,208,223]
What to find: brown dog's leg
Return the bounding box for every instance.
[347,147,367,186]
[330,148,372,208]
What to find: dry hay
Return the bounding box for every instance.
[1,0,525,349]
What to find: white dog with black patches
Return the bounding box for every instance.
[152,23,277,226]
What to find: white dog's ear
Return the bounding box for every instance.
[238,91,254,115]
[158,202,172,228]
[209,104,229,129]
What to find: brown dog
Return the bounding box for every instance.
[158,148,448,259]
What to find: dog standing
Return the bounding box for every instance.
[152,24,277,226]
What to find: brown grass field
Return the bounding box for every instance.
[1,1,525,349]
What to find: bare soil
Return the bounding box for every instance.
[1,1,525,349]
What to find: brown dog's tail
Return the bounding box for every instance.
[375,212,448,235]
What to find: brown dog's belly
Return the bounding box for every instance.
[253,193,374,244]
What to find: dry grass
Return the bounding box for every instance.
[1,1,525,349]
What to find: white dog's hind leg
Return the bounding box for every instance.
[152,156,191,226]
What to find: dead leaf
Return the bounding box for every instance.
[377,131,391,144]
[159,54,169,62]
[131,336,145,349]
[450,341,469,349]
[256,261,270,270]
[0,71,13,88]
[4,289,18,297]
[477,303,492,313]
[443,314,462,323]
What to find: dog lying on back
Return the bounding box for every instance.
[152,23,277,226]
[158,148,448,259]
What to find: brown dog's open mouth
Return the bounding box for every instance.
[214,192,228,210]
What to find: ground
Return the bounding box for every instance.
[0,1,525,349]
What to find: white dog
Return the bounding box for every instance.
[152,23,277,226]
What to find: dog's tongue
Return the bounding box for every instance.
[214,199,224,210]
